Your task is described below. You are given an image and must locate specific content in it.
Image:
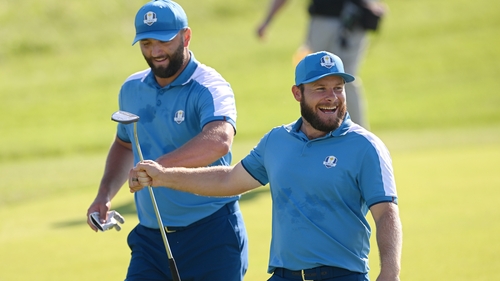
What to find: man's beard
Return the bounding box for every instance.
[300,97,346,133]
[145,40,185,79]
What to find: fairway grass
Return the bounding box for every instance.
[1,0,500,279]
[1,126,499,280]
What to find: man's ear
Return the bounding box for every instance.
[291,85,302,102]
[183,28,192,47]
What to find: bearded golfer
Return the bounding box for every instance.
[131,51,403,281]
[86,1,248,280]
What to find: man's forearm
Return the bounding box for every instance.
[156,121,233,168]
[157,166,240,196]
[98,138,134,200]
[135,161,259,197]
[375,204,403,279]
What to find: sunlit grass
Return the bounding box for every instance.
[1,0,500,280]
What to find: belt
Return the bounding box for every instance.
[164,201,239,233]
[273,266,354,281]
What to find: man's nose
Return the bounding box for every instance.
[325,88,338,100]
[151,44,164,57]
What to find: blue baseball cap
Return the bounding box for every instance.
[132,0,188,45]
[295,51,355,85]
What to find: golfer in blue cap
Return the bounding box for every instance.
[131,51,403,281]
[87,1,248,280]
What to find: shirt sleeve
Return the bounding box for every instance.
[240,132,271,186]
[359,138,398,207]
[192,66,237,131]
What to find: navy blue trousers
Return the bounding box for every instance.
[125,201,248,281]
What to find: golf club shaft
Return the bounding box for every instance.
[133,123,181,281]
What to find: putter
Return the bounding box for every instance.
[111,110,181,281]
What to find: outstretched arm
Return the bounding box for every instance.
[256,0,288,39]
[370,202,403,281]
[363,0,388,17]
[130,160,262,197]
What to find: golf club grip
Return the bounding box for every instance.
[169,258,181,281]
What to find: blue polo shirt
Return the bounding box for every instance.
[117,52,239,228]
[241,114,397,274]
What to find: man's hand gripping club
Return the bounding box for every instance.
[129,160,165,193]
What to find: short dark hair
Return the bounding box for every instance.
[298,84,304,93]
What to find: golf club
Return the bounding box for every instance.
[111,110,181,281]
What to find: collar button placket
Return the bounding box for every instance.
[156,89,162,107]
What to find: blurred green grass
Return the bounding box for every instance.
[2,0,499,160]
[0,0,499,280]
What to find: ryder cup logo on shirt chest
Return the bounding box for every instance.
[174,110,185,124]
[323,155,338,168]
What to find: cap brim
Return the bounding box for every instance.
[299,72,355,85]
[132,31,179,45]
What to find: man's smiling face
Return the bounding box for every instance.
[295,75,347,135]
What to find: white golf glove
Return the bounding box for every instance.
[89,210,125,232]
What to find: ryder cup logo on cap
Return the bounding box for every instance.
[295,51,355,85]
[133,0,188,45]
[320,55,335,69]
[144,11,157,26]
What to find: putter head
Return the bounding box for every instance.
[89,212,105,231]
[111,111,140,124]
